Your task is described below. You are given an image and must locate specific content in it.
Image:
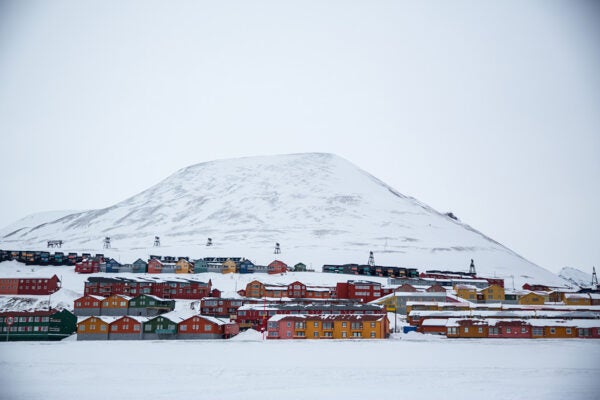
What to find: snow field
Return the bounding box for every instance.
[1,338,599,400]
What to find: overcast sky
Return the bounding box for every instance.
[0,0,598,274]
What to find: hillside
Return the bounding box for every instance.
[559,267,594,289]
[0,153,566,287]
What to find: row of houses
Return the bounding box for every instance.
[74,256,304,275]
[0,249,102,266]
[74,294,176,316]
[0,309,76,341]
[240,279,397,303]
[453,284,600,306]
[83,276,214,299]
[266,314,390,339]
[77,312,239,340]
[323,263,419,279]
[235,302,386,330]
[427,318,600,339]
[0,275,61,296]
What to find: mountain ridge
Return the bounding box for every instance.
[0,153,566,287]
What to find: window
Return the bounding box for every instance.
[506,328,511,334]
[478,327,483,333]
[145,325,151,332]
[352,332,362,337]
[521,327,526,333]
[205,325,212,331]
[370,332,376,338]
[464,327,469,333]
[286,322,291,327]
[295,331,305,337]
[134,325,140,331]
[342,331,347,338]
[313,332,319,337]
[370,322,376,328]
[286,331,292,337]
[342,322,347,328]
[79,325,86,332]
[550,328,556,335]
[533,327,543,336]
[180,325,187,331]
[314,322,319,328]
[566,328,572,335]
[111,325,118,331]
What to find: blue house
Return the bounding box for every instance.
[132,258,148,273]
[239,259,255,274]
[105,258,122,273]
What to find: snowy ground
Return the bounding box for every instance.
[1,337,599,400]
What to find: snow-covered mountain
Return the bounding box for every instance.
[0,153,566,287]
[559,267,594,289]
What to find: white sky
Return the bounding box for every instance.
[0,0,598,274]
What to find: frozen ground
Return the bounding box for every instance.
[1,337,599,400]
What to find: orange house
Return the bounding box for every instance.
[176,259,194,274]
[101,294,131,316]
[563,293,591,306]
[518,292,545,305]
[109,316,146,340]
[446,319,488,338]
[178,315,239,339]
[77,316,112,340]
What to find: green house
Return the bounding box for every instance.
[142,313,180,340]
[294,262,307,272]
[192,259,208,273]
[128,294,175,317]
[0,309,77,341]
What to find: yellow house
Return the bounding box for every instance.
[222,259,237,274]
[455,285,478,301]
[303,315,389,339]
[479,284,505,302]
[175,258,194,274]
[518,292,545,305]
[563,293,591,306]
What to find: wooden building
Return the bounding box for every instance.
[108,316,146,340]
[128,294,175,316]
[0,309,76,341]
[268,260,288,274]
[0,275,61,296]
[73,295,105,316]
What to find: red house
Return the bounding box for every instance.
[0,278,19,294]
[75,259,100,274]
[336,280,386,302]
[268,260,288,274]
[0,275,61,295]
[177,315,239,339]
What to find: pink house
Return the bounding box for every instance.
[266,315,305,339]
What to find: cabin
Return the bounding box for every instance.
[177,315,239,339]
[563,293,592,306]
[142,313,182,340]
[192,259,208,273]
[128,294,175,317]
[268,260,288,275]
[454,284,478,301]
[108,316,146,340]
[147,258,164,274]
[479,284,505,302]
[222,259,237,274]
[0,309,76,341]
[75,259,100,274]
[73,295,105,316]
[294,262,307,272]
[132,258,148,273]
[101,294,132,316]
[420,318,448,335]
[336,280,385,302]
[176,258,194,274]
[446,319,488,338]
[104,258,122,273]
[518,292,546,305]
[77,316,112,340]
[239,259,255,274]
[426,284,447,293]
